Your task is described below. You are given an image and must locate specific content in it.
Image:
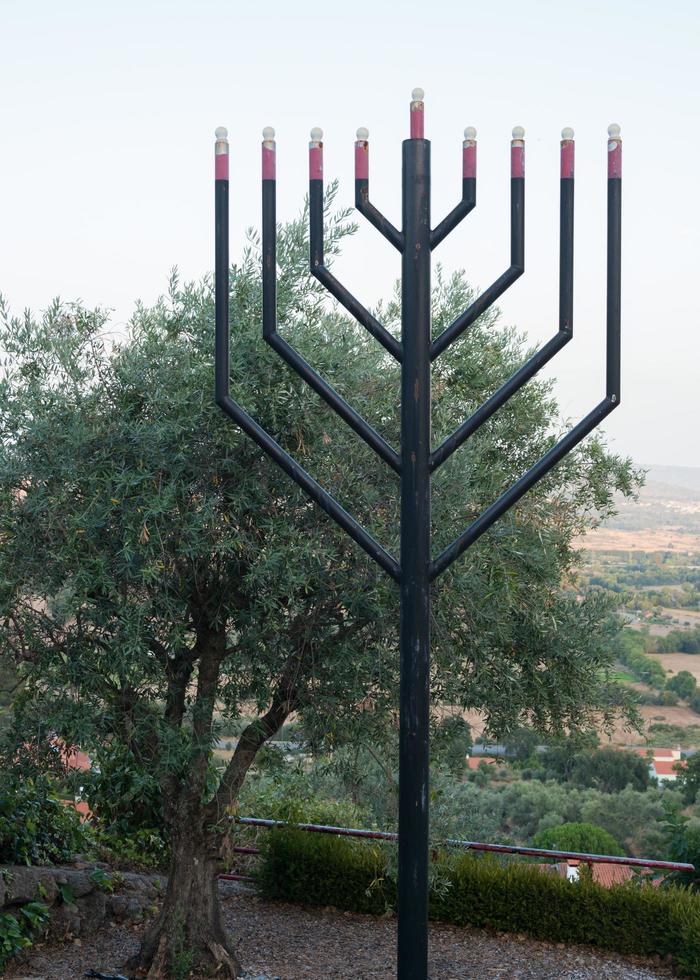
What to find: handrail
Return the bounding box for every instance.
[220,816,694,881]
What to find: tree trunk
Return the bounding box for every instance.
[127,820,238,979]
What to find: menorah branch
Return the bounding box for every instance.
[310,132,402,361]
[431,124,621,580]
[430,130,575,471]
[429,396,616,580]
[430,129,525,360]
[260,132,401,472]
[214,129,400,580]
[430,129,477,249]
[217,394,400,580]
[354,129,404,251]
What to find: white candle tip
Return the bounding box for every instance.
[215,127,228,140]
[310,126,323,141]
[608,123,621,138]
[262,126,275,141]
[356,127,369,140]
[464,126,477,140]
[512,125,525,140]
[561,127,574,140]
[411,87,425,102]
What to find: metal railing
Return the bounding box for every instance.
[220,815,694,883]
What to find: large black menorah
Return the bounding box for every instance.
[214,88,622,980]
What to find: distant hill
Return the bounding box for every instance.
[642,466,700,498]
[600,464,700,539]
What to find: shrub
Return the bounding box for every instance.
[90,826,169,870]
[666,670,698,700]
[0,779,86,866]
[82,742,165,836]
[532,822,625,856]
[259,828,700,976]
[0,900,50,970]
[258,829,390,914]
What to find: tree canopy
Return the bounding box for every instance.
[532,821,625,857]
[0,190,640,976]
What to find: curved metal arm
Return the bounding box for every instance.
[430,165,574,471]
[309,176,402,361]
[261,175,400,473]
[431,169,524,360]
[431,140,621,579]
[431,177,476,250]
[214,149,400,581]
[355,179,404,251]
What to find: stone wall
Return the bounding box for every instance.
[0,861,162,940]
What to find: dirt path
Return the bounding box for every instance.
[7,884,673,980]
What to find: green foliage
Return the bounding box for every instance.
[259,828,700,976]
[432,717,473,777]
[667,670,698,701]
[57,881,76,907]
[258,828,390,914]
[674,754,700,806]
[648,722,700,745]
[0,779,86,866]
[659,804,700,891]
[246,760,674,859]
[83,741,165,836]
[88,867,117,893]
[581,552,700,614]
[0,901,50,970]
[540,744,651,793]
[614,628,667,689]
[532,821,624,856]
[656,627,700,655]
[91,826,169,870]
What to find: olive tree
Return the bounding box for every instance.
[0,193,639,977]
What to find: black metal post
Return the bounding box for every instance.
[398,134,431,980]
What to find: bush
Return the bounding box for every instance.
[0,900,50,970]
[258,829,390,915]
[82,742,165,836]
[90,826,169,870]
[259,828,700,976]
[0,779,86,866]
[532,822,625,856]
[667,671,698,701]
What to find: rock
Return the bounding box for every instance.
[108,895,129,920]
[126,897,144,923]
[79,890,107,932]
[48,902,82,939]
[66,869,94,898]
[4,867,57,906]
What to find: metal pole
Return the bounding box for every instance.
[397,94,431,980]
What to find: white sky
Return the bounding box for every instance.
[1,0,698,467]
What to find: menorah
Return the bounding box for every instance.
[214,88,622,980]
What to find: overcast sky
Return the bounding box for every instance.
[1,0,698,467]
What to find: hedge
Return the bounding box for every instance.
[258,828,700,978]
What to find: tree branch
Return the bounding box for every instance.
[209,647,305,817]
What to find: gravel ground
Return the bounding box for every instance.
[7,883,674,980]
